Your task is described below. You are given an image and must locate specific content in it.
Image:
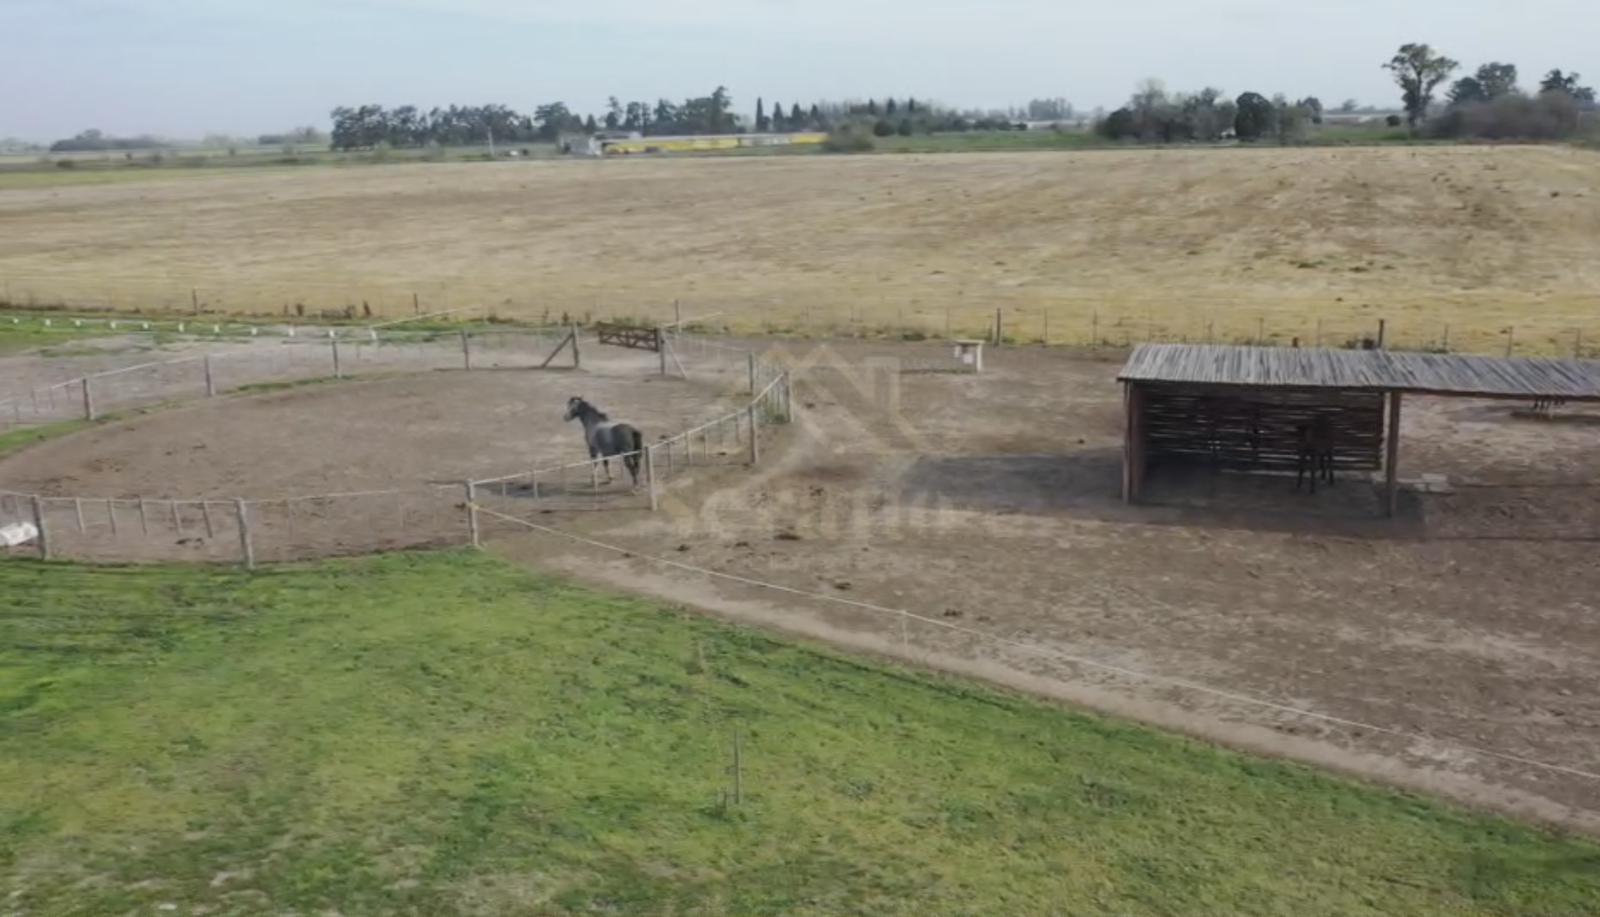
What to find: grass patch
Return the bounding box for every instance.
[1,552,1595,914]
[0,322,111,356]
[232,376,349,395]
[0,419,93,459]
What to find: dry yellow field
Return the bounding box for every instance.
[2,146,1598,354]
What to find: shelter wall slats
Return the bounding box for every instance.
[1139,385,1385,472]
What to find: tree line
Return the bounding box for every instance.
[1095,46,1595,145]
[1094,84,1325,143]
[325,90,1041,151]
[1383,45,1595,140]
[328,88,740,150]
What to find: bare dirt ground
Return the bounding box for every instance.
[485,339,1600,832]
[3,146,1599,352]
[0,338,750,562]
[4,334,1599,830]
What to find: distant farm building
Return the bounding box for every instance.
[592,132,827,156]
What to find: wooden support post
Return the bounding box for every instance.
[80,377,94,421]
[30,496,48,560]
[460,328,472,370]
[1092,309,1100,347]
[74,497,85,533]
[1043,310,1050,345]
[106,499,118,536]
[674,299,682,326]
[747,404,759,465]
[137,497,149,534]
[1385,392,1402,518]
[191,287,199,315]
[1121,383,1142,504]
[1442,324,1450,352]
[170,500,182,534]
[412,291,420,315]
[331,338,342,378]
[204,356,216,396]
[463,481,480,547]
[1506,326,1515,358]
[1377,318,1387,349]
[657,328,667,377]
[570,325,581,368]
[644,445,659,511]
[235,499,255,569]
[993,307,1003,346]
[201,501,215,539]
[747,352,756,395]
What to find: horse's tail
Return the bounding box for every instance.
[630,427,643,457]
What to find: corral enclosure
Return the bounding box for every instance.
[2,146,1600,352]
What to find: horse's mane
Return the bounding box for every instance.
[575,398,609,421]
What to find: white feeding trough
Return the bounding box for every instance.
[0,521,40,548]
[951,338,985,373]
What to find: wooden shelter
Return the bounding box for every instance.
[1118,344,1600,515]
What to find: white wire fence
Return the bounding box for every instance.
[0,327,789,566]
[0,325,577,431]
[467,337,793,538]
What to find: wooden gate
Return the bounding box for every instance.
[596,323,662,352]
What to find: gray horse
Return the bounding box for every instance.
[564,396,644,487]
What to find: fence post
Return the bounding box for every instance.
[657,329,667,377]
[570,324,581,368]
[1377,319,1387,350]
[460,328,472,370]
[463,481,480,547]
[1092,309,1099,347]
[234,499,255,569]
[644,445,659,511]
[747,352,756,395]
[191,287,199,315]
[412,291,420,315]
[80,377,95,421]
[1442,324,1450,352]
[747,403,759,465]
[993,308,1003,346]
[1506,326,1515,358]
[204,355,216,397]
[331,336,342,378]
[30,496,48,560]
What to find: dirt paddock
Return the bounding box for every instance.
[491,339,1600,830]
[4,335,1599,828]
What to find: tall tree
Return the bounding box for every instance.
[1540,69,1597,103]
[605,97,623,130]
[1474,62,1519,99]
[790,102,804,125]
[771,100,786,131]
[1383,43,1459,129]
[1449,77,1487,107]
[1233,92,1274,141]
[886,98,898,116]
[755,98,769,132]
[867,98,878,115]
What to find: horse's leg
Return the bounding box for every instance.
[1295,451,1306,492]
[602,456,613,484]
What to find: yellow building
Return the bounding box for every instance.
[600,132,827,155]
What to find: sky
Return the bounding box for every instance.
[1,0,1595,140]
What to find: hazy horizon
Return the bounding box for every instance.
[2,0,1595,142]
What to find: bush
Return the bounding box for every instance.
[822,129,875,153]
[896,119,913,137]
[872,119,894,137]
[1427,91,1584,141]
[1385,114,1403,127]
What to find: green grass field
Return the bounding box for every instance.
[2,552,1596,914]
